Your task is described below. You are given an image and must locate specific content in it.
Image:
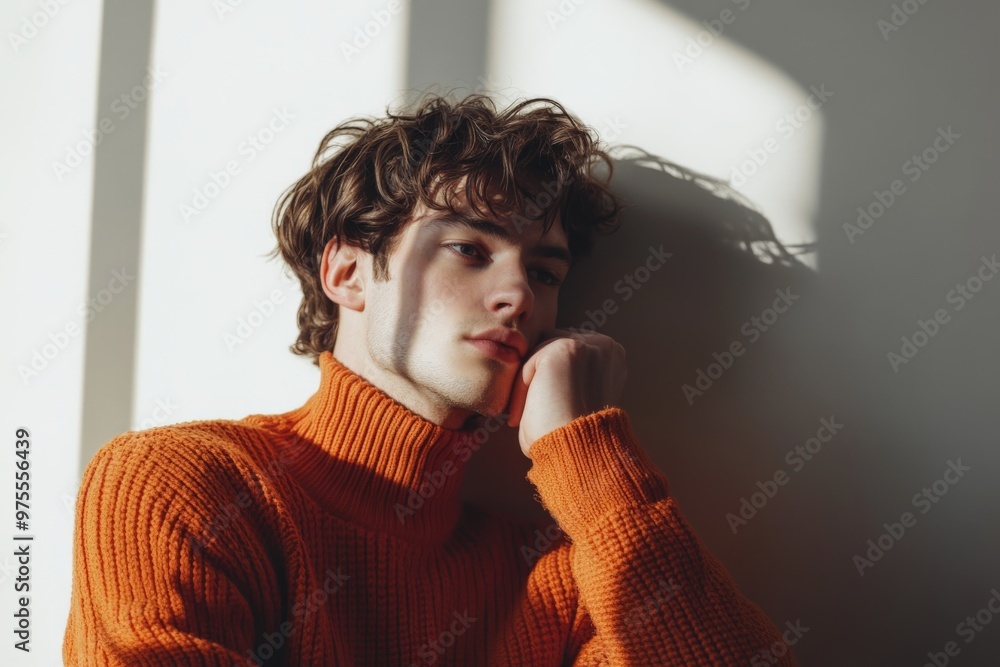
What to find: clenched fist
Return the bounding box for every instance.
[505,329,628,456]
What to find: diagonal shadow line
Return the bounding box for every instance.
[78,0,157,479]
[403,0,493,107]
[385,0,495,400]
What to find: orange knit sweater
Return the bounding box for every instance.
[63,351,797,666]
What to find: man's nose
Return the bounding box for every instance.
[487,266,534,319]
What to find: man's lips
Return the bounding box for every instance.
[466,327,529,358]
[465,338,522,363]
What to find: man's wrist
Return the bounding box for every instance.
[525,407,670,536]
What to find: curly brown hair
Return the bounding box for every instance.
[267,91,626,365]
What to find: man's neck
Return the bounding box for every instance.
[330,347,476,430]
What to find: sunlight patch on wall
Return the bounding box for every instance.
[486,0,823,270]
[135,0,409,425]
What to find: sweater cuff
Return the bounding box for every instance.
[524,407,671,538]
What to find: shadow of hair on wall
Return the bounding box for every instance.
[462,147,883,640]
[463,147,827,556]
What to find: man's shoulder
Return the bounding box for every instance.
[72,418,293,570]
[74,417,294,541]
[84,416,280,495]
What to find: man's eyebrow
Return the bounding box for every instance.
[424,213,573,266]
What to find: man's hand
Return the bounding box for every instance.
[505,328,628,456]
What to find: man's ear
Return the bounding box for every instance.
[320,236,365,312]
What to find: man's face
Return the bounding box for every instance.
[339,179,571,429]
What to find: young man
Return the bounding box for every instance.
[63,93,798,666]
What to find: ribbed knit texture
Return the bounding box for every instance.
[63,351,797,666]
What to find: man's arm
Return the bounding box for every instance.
[526,407,797,667]
[63,430,278,666]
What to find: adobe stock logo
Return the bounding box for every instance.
[408,610,477,666]
[750,619,810,666]
[339,0,404,63]
[852,459,970,577]
[8,0,73,53]
[520,522,567,566]
[18,268,135,385]
[179,108,295,223]
[726,416,844,534]
[545,0,593,31]
[922,587,1000,667]
[393,416,505,524]
[51,66,169,182]
[682,288,799,406]
[843,126,960,245]
[877,0,932,40]
[671,0,753,73]
[566,244,672,335]
[886,253,998,373]
[622,577,683,631]
[729,84,834,190]
[223,289,288,352]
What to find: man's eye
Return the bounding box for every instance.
[445,243,562,286]
[533,270,563,286]
[444,243,481,259]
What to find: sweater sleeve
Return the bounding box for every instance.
[524,408,798,667]
[62,430,284,666]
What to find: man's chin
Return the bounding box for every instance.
[460,409,510,432]
[458,393,514,429]
[450,370,516,427]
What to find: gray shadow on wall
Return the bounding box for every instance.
[79,0,156,478]
[551,150,849,657]
[460,140,978,667]
[643,0,1000,663]
[458,151,855,660]
[406,0,1000,662]
[403,0,493,109]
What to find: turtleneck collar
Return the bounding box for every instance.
[272,351,480,544]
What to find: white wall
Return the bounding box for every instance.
[136,0,411,426]
[4,0,997,664]
[2,1,408,664]
[488,0,821,269]
[1,0,103,664]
